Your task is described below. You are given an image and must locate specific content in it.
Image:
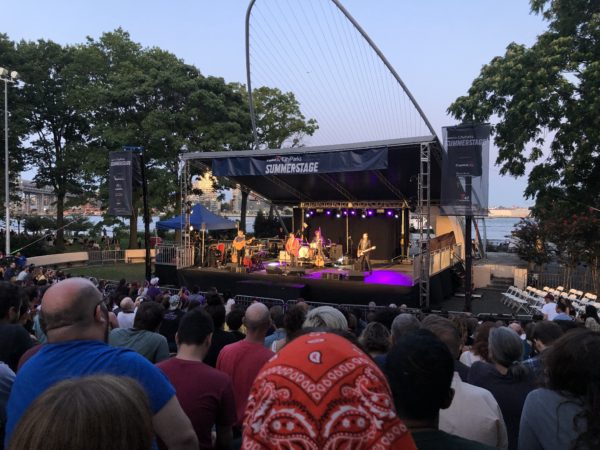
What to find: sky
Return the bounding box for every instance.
[2,0,549,207]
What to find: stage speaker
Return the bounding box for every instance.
[329,245,343,260]
[287,267,306,276]
[266,266,284,275]
[348,271,365,282]
[321,272,346,281]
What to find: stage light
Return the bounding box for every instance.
[343,210,348,216]
[267,262,279,267]
[316,208,323,213]
[394,214,399,219]
[377,209,385,214]
[367,210,374,216]
[189,225,194,231]
[350,210,356,216]
[386,210,393,217]
[326,210,331,216]
[305,213,310,218]
[361,213,366,219]
[335,213,341,218]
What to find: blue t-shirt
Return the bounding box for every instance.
[5,340,175,446]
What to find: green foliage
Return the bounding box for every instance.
[252,86,318,148]
[448,0,600,213]
[511,218,551,267]
[23,216,57,235]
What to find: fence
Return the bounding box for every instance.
[87,250,126,265]
[155,244,194,269]
[528,269,597,294]
[413,244,461,279]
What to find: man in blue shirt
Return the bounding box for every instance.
[5,277,198,449]
[553,302,573,321]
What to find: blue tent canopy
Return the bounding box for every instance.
[156,204,237,231]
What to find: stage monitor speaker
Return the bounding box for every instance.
[321,272,346,281]
[348,271,365,282]
[287,267,306,276]
[330,246,343,260]
[266,266,284,275]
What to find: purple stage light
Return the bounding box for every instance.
[386,210,393,217]
[326,210,331,216]
[350,210,356,216]
[367,210,374,216]
[343,210,348,216]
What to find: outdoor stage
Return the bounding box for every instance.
[175,261,457,306]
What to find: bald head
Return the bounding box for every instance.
[41,278,104,341]
[244,302,271,332]
[120,297,134,312]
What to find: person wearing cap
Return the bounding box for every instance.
[146,277,162,301]
[159,295,185,353]
[541,293,558,321]
[109,302,169,363]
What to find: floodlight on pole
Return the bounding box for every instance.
[0,67,18,256]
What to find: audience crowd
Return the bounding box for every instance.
[0,268,599,450]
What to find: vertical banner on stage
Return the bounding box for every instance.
[108,151,135,216]
[441,124,490,216]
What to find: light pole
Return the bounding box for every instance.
[0,67,18,256]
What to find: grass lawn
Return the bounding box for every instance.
[66,263,149,282]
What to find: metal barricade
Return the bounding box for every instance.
[155,244,194,268]
[233,295,285,309]
[87,250,125,265]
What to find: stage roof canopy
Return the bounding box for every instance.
[182,136,443,207]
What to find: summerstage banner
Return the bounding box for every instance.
[212,147,388,176]
[441,124,490,216]
[108,151,134,216]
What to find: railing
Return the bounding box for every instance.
[87,250,126,265]
[233,295,286,309]
[155,244,194,269]
[413,244,461,279]
[528,270,597,294]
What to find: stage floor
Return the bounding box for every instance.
[177,261,418,306]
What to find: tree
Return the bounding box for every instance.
[448,0,600,216]
[9,40,97,250]
[0,34,29,219]
[84,30,253,247]
[252,86,318,149]
[511,218,551,271]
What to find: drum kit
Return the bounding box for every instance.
[295,239,337,267]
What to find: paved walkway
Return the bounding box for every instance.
[436,288,515,315]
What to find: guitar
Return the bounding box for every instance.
[233,237,254,251]
[357,246,376,257]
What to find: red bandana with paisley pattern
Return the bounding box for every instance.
[242,332,416,449]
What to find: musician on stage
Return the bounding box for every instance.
[285,232,300,266]
[312,229,326,266]
[232,230,250,267]
[357,232,373,274]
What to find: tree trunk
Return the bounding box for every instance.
[128,205,138,249]
[240,190,249,232]
[55,194,65,251]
